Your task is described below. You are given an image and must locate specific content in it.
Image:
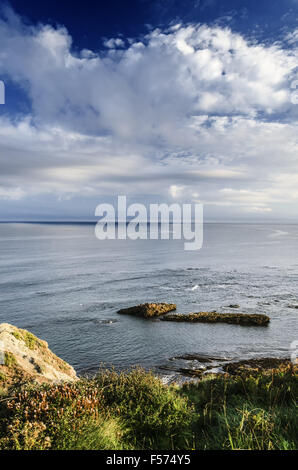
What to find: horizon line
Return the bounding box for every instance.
[1,220,298,226]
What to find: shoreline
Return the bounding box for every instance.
[0,323,296,450]
[77,356,295,385]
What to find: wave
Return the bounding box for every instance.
[186,285,200,291]
[268,230,289,238]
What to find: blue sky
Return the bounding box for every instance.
[0,0,297,221]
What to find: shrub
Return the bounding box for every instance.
[11,329,44,350]
[0,369,194,450]
[4,352,17,368]
[0,365,296,450]
[0,380,115,450]
[94,367,194,449]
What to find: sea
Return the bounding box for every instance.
[0,222,297,381]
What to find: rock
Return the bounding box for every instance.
[161,357,295,379]
[159,364,208,377]
[172,354,230,362]
[160,312,270,326]
[223,358,293,375]
[176,368,206,377]
[0,323,77,390]
[117,303,176,318]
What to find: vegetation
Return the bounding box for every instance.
[4,352,17,368]
[11,329,45,350]
[0,365,296,450]
[0,372,6,382]
[180,363,297,450]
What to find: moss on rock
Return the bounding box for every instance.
[117,303,176,318]
[4,352,18,368]
[11,329,46,350]
[161,312,270,326]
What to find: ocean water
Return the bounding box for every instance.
[0,222,297,380]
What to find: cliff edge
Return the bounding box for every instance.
[0,323,77,390]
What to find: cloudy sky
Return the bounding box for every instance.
[0,0,297,221]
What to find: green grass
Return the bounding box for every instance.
[0,372,6,382]
[11,330,43,350]
[0,365,296,450]
[4,352,17,368]
[180,366,298,450]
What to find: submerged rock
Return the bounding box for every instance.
[0,323,77,391]
[117,303,176,318]
[172,354,230,362]
[160,312,270,326]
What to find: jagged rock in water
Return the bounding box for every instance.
[160,312,270,326]
[117,303,176,318]
[0,323,77,390]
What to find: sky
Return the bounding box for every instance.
[0,0,297,221]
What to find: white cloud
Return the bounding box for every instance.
[0,7,297,219]
[1,14,297,135]
[246,207,273,213]
[286,29,298,45]
[0,186,25,200]
[104,37,125,48]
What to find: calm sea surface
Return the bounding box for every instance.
[0,223,297,380]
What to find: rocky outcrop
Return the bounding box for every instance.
[0,323,77,390]
[223,358,292,375]
[117,303,176,318]
[160,312,270,326]
[160,357,295,379]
